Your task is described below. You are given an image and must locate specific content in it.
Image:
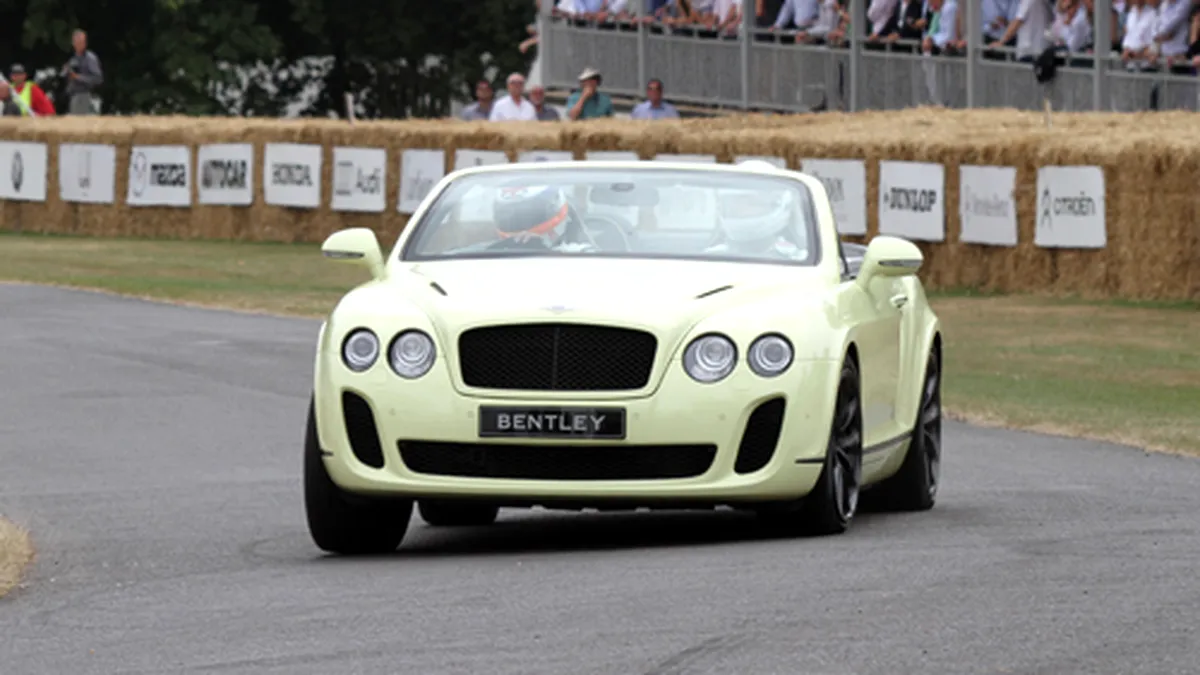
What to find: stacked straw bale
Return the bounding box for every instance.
[1,108,1198,301]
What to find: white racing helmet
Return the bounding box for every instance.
[717,185,796,244]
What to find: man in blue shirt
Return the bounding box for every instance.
[565,67,614,120]
[630,78,680,120]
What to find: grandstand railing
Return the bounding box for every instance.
[537,0,1199,114]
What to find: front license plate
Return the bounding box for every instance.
[478,406,626,440]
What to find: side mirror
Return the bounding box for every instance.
[321,228,386,280]
[855,235,923,288]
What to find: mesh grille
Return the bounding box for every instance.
[458,323,657,391]
[734,397,786,474]
[342,391,385,469]
[398,441,716,480]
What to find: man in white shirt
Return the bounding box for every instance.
[988,0,1053,60]
[489,73,538,122]
[1150,0,1192,69]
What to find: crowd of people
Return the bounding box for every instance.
[460,66,681,121]
[540,0,1200,73]
[0,28,103,117]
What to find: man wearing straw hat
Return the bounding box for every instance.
[565,67,614,120]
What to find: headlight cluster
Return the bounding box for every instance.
[682,332,793,383]
[341,328,437,379]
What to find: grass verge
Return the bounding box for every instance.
[0,517,34,599]
[3,232,1198,457]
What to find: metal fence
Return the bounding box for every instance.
[537,0,1200,114]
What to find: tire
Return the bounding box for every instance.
[866,341,941,512]
[417,500,500,527]
[303,397,413,555]
[755,355,863,536]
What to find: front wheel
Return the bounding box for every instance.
[755,355,863,536]
[304,397,413,555]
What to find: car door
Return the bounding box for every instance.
[851,273,905,448]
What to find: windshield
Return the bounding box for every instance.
[399,167,821,266]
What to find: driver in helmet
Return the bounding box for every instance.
[706,187,806,260]
[491,184,596,252]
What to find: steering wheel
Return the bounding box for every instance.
[582,213,632,252]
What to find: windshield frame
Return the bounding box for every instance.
[395,164,825,268]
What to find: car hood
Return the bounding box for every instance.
[376,257,832,352]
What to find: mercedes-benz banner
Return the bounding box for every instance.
[0,141,48,203]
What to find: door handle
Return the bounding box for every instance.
[890,294,908,309]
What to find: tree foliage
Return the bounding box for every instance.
[0,0,537,117]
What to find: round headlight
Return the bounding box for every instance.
[342,329,380,372]
[683,334,737,383]
[748,334,793,377]
[389,330,436,379]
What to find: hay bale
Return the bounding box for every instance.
[3,110,1200,302]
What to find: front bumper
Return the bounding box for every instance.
[314,353,841,505]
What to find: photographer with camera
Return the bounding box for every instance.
[62,29,103,115]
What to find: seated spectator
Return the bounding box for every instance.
[631,78,681,119]
[490,73,538,121]
[0,82,23,116]
[1150,0,1192,71]
[460,80,495,120]
[8,64,55,116]
[566,67,614,120]
[1122,0,1158,69]
[1048,0,1093,54]
[921,0,960,54]
[528,85,560,120]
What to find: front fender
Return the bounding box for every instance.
[895,277,941,431]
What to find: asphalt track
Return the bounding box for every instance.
[2,283,1199,675]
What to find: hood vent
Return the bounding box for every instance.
[695,285,733,299]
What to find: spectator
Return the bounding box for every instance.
[0,82,22,116]
[1048,0,1093,54]
[770,0,822,34]
[987,0,1053,60]
[528,85,561,120]
[981,0,1018,45]
[1188,5,1200,70]
[460,79,495,120]
[63,29,103,115]
[1122,0,1158,68]
[566,67,614,120]
[631,78,681,119]
[1151,0,1192,71]
[712,0,743,36]
[922,0,960,54]
[490,73,538,121]
[865,0,901,42]
[8,64,55,116]
[803,0,849,43]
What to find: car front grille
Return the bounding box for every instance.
[397,441,717,480]
[457,323,657,391]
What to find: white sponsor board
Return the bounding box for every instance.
[1035,166,1106,249]
[59,143,116,204]
[959,165,1018,247]
[586,151,639,162]
[454,149,508,171]
[264,143,322,209]
[0,142,48,202]
[878,160,945,242]
[127,145,191,207]
[800,158,867,236]
[734,155,787,169]
[398,149,445,214]
[518,150,574,163]
[331,147,386,213]
[197,144,254,206]
[652,153,716,163]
